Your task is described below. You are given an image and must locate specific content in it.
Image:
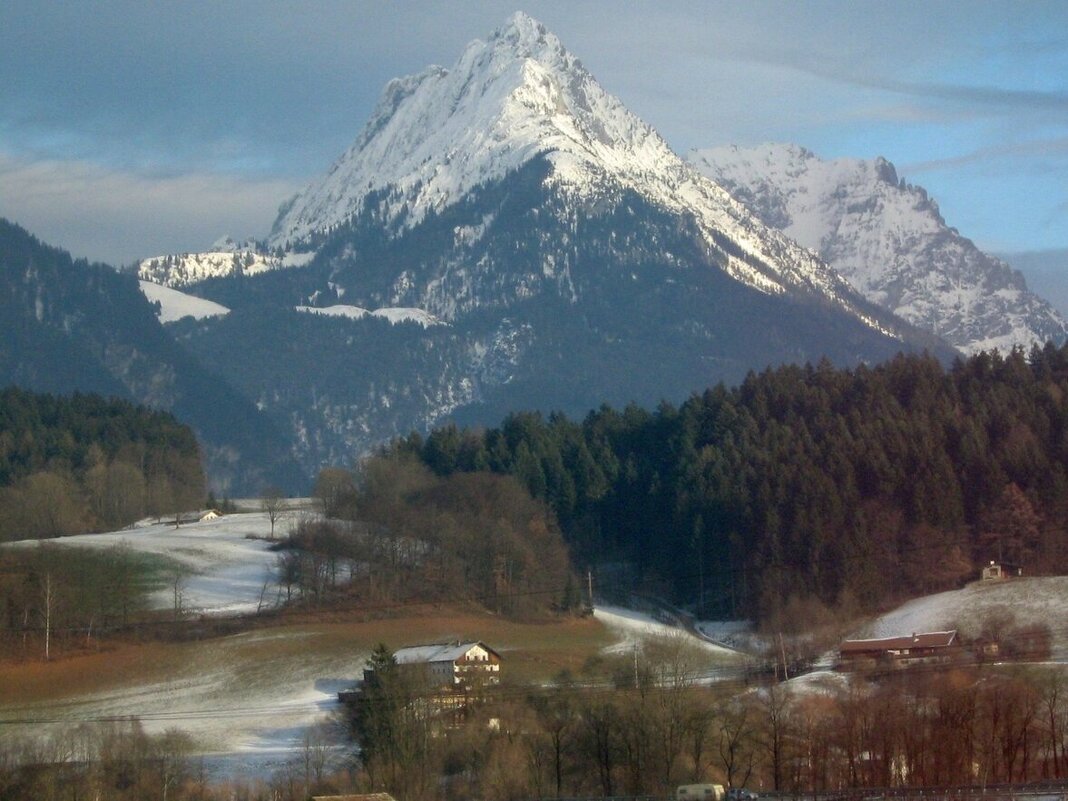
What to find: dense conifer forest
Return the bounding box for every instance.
[398,344,1068,623]
[0,387,205,540]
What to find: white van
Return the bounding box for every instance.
[677,784,726,801]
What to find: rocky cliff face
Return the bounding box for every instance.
[690,143,1068,354]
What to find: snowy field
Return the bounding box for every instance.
[139,279,230,324]
[0,626,366,778]
[3,511,365,778]
[856,576,1068,659]
[9,511,293,614]
[594,605,739,659]
[294,304,445,327]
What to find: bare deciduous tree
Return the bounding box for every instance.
[260,485,285,539]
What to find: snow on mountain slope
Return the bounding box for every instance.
[136,248,314,289]
[294,304,445,327]
[689,143,1068,354]
[139,280,230,323]
[267,13,888,330]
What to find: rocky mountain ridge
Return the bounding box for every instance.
[144,13,895,336]
[689,142,1068,354]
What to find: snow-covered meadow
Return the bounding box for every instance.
[2,512,363,777]
[139,280,230,324]
[9,511,290,615]
[857,575,1068,659]
[11,509,1068,779]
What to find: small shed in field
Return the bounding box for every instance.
[981,561,1023,582]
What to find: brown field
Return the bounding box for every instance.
[0,603,744,766]
[0,606,611,710]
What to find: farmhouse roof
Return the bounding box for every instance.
[393,641,499,665]
[840,630,958,654]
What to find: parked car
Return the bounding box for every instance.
[678,784,726,801]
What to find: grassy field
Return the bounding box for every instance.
[0,607,616,703]
[0,604,652,764]
[0,511,744,775]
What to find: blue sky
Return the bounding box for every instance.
[1,1,1066,267]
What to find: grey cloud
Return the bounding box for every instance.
[0,153,299,265]
[855,78,1068,115]
[903,138,1068,173]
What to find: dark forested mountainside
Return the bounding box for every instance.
[397,344,1068,623]
[0,219,304,494]
[0,387,206,540]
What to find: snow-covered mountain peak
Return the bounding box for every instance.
[690,142,1067,353]
[268,12,680,250]
[491,11,564,59]
[265,15,882,328]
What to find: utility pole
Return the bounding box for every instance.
[43,572,52,661]
[587,569,594,608]
[778,632,789,681]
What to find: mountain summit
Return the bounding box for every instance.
[267,13,881,321]
[142,15,947,477]
[270,11,676,246]
[690,142,1068,354]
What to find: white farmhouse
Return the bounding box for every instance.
[393,641,502,688]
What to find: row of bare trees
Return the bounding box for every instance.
[284,455,578,618]
[0,456,204,542]
[786,667,1068,790]
[0,718,354,801]
[0,543,155,660]
[342,642,1068,801]
[0,719,198,801]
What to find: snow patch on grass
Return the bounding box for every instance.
[856,577,1068,658]
[8,512,288,615]
[594,605,736,657]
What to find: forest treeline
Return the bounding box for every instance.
[396,344,1068,623]
[0,387,205,541]
[0,544,161,660]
